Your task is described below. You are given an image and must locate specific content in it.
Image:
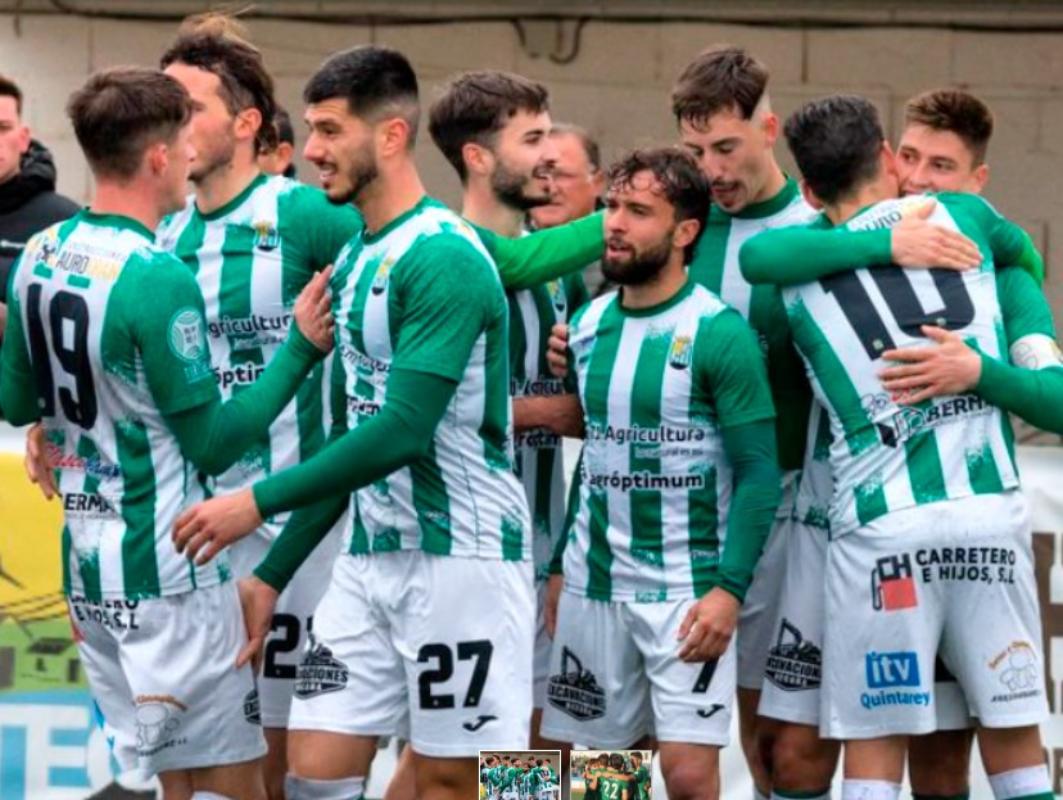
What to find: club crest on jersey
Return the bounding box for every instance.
[547,280,567,313]
[168,308,208,363]
[371,257,395,295]
[669,335,693,369]
[252,221,280,251]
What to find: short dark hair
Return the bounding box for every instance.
[785,94,885,205]
[274,106,294,146]
[0,74,22,115]
[672,45,769,127]
[304,45,420,147]
[160,29,277,154]
[609,753,626,771]
[606,146,710,261]
[550,122,601,172]
[905,88,994,165]
[428,70,549,181]
[67,67,191,180]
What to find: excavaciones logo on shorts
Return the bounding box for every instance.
[168,307,208,363]
[765,618,821,692]
[861,651,930,710]
[547,646,606,720]
[294,633,349,698]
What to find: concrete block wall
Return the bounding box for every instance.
[1,12,1061,347]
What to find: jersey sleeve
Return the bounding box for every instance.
[997,266,1055,345]
[390,235,497,380]
[124,252,220,415]
[0,253,42,424]
[695,310,777,428]
[280,183,364,270]
[940,192,1044,284]
[475,212,606,290]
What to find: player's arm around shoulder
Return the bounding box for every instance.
[279,180,364,271]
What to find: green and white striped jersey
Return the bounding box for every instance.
[333,196,530,559]
[509,274,588,580]
[156,174,360,543]
[783,194,1021,536]
[8,211,223,599]
[565,280,775,601]
[691,177,818,477]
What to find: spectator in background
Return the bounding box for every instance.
[529,122,608,294]
[257,105,297,178]
[0,74,79,334]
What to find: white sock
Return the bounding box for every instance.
[989,765,1052,799]
[841,780,900,800]
[191,793,234,800]
[285,774,366,800]
[756,788,771,800]
[774,791,831,800]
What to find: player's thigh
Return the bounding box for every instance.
[821,512,944,740]
[908,728,974,795]
[189,756,266,800]
[759,520,829,728]
[398,553,535,756]
[117,581,266,775]
[412,751,480,800]
[287,729,379,780]
[631,598,734,748]
[737,515,790,690]
[658,741,720,800]
[540,591,651,748]
[288,554,407,741]
[938,492,1048,729]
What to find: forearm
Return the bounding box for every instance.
[976,355,1063,433]
[513,394,585,437]
[167,327,322,475]
[252,369,457,518]
[740,226,891,285]
[253,491,347,592]
[481,212,605,290]
[716,420,781,601]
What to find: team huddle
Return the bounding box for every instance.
[576,753,652,800]
[481,755,560,800]
[0,7,1060,800]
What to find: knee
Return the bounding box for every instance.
[661,759,719,800]
[771,726,838,789]
[909,732,973,795]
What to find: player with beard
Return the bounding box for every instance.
[744,88,1059,800]
[540,147,780,800]
[742,93,1054,800]
[428,70,587,754]
[172,45,547,800]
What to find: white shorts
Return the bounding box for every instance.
[758,520,827,726]
[757,520,977,731]
[228,519,344,729]
[534,580,552,709]
[288,551,535,756]
[821,491,1048,739]
[540,591,735,747]
[69,581,266,775]
[737,514,790,689]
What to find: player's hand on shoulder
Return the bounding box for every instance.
[294,264,335,352]
[892,199,981,271]
[236,575,279,672]
[172,487,263,566]
[676,586,740,662]
[24,423,58,500]
[546,323,570,378]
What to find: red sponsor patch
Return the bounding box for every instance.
[881,576,918,610]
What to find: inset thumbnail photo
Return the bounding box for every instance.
[571,750,652,800]
[480,750,562,800]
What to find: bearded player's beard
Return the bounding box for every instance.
[189,135,236,185]
[329,148,380,206]
[601,232,674,286]
[491,160,552,212]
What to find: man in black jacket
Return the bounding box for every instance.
[0,74,79,331]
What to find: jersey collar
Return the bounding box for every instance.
[196,172,269,221]
[617,275,695,318]
[730,175,800,220]
[80,209,156,241]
